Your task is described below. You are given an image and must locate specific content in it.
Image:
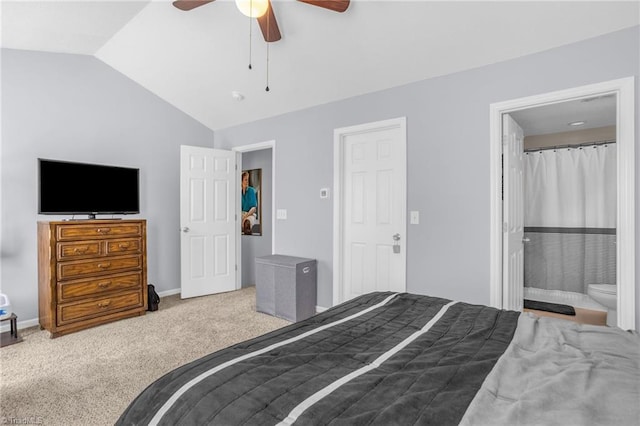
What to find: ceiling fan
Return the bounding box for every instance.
[172,0,350,42]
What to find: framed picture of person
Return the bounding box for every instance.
[241,168,262,236]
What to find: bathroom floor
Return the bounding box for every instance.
[524,287,608,326]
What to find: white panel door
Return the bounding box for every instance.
[339,118,406,303]
[180,145,237,299]
[503,114,524,311]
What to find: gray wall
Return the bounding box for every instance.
[214,26,640,329]
[1,49,214,322]
[2,26,639,330]
[241,149,273,287]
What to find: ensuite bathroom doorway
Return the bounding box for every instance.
[509,96,617,326]
[490,77,635,331]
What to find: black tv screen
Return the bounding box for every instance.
[38,159,140,216]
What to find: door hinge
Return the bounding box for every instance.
[503,222,508,233]
[235,213,238,221]
[235,264,238,271]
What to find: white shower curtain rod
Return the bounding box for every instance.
[524,139,616,153]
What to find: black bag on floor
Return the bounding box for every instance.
[147,284,160,311]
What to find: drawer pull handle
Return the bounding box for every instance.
[97,228,112,234]
[97,282,111,288]
[302,266,310,274]
[97,301,111,309]
[97,263,111,269]
[73,247,88,254]
[118,243,130,249]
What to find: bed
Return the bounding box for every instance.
[117,292,640,426]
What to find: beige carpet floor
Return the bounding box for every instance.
[0,287,290,425]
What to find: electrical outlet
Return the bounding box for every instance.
[277,209,287,220]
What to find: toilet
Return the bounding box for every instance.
[587,284,617,327]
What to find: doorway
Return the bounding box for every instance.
[233,141,276,289]
[489,78,635,330]
[511,97,617,326]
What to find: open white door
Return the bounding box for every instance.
[180,145,237,299]
[502,114,524,311]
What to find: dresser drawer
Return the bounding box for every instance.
[105,238,141,255]
[57,291,143,326]
[57,255,142,280]
[56,223,142,241]
[57,240,102,260]
[57,272,142,302]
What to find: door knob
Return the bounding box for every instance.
[181,227,190,233]
[522,237,531,243]
[392,233,401,254]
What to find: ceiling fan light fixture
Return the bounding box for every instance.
[235,0,268,18]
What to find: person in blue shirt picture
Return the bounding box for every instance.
[241,171,258,235]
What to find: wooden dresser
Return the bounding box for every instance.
[38,219,147,338]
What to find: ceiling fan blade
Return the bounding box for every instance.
[297,0,350,13]
[172,0,215,11]
[257,0,281,42]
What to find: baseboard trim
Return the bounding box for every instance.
[4,288,314,332]
[157,290,331,318]
[158,288,181,298]
[2,288,183,333]
[1,317,39,333]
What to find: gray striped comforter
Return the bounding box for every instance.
[116,292,521,425]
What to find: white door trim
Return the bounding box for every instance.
[333,117,407,307]
[489,77,636,330]
[232,140,277,290]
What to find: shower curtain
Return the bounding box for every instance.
[523,143,616,294]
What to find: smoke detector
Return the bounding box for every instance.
[231,91,245,101]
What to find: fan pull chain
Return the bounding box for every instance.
[248,0,253,69]
[248,21,252,70]
[265,8,270,92]
[265,41,270,92]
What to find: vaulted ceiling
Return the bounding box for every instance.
[2,1,638,130]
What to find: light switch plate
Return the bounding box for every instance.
[277,209,287,220]
[320,188,330,199]
[410,211,419,224]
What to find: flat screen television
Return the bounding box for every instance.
[38,158,140,218]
